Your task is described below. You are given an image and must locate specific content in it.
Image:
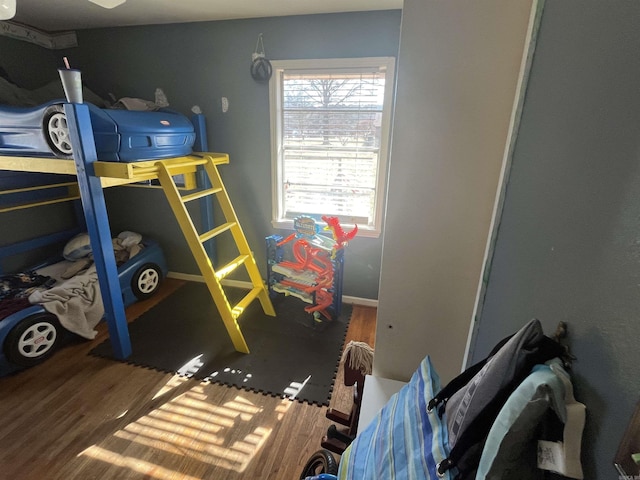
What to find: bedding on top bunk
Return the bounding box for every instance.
[0,231,144,339]
[0,74,168,112]
[0,74,108,108]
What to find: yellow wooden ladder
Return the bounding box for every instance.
[156,154,275,353]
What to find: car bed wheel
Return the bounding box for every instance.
[43,105,73,158]
[4,313,61,367]
[132,263,162,300]
[299,449,338,479]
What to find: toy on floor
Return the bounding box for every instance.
[266,216,356,323]
[300,450,338,479]
[322,340,374,454]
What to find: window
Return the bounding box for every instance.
[269,57,395,237]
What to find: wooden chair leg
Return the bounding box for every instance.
[325,408,351,426]
[321,425,356,454]
[321,435,348,455]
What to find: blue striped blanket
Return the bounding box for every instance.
[338,356,452,479]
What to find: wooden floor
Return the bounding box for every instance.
[0,279,376,480]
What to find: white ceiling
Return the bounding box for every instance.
[12,0,402,32]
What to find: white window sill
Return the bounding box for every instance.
[271,219,381,239]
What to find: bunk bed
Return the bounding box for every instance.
[0,103,226,365]
[0,101,275,375]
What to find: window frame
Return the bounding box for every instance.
[269,57,396,238]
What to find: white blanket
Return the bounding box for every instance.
[28,265,104,339]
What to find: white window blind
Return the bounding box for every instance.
[270,58,395,237]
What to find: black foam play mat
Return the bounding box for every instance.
[90,282,351,406]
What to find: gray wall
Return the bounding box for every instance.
[0,37,78,270]
[0,36,60,88]
[467,2,640,478]
[64,10,401,299]
[374,0,534,383]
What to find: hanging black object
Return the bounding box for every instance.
[251,57,272,82]
[251,33,272,82]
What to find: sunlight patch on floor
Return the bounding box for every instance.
[276,396,295,421]
[80,446,202,480]
[152,373,191,399]
[284,375,311,400]
[78,383,286,476]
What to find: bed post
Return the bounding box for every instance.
[64,103,132,359]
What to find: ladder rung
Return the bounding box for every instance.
[162,157,208,171]
[232,287,262,319]
[215,254,249,281]
[200,222,236,243]
[181,187,223,203]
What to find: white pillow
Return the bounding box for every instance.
[117,231,143,248]
[63,233,92,261]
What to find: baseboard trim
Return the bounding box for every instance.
[342,296,378,308]
[167,271,206,283]
[166,271,378,307]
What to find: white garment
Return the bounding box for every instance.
[28,265,103,340]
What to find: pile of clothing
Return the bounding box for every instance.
[0,271,54,322]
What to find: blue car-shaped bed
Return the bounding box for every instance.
[0,100,196,162]
[0,232,168,375]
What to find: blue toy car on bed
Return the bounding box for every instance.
[0,237,168,375]
[0,100,196,162]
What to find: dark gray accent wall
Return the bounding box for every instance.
[468,2,640,478]
[0,36,60,88]
[68,10,401,299]
[0,37,77,270]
